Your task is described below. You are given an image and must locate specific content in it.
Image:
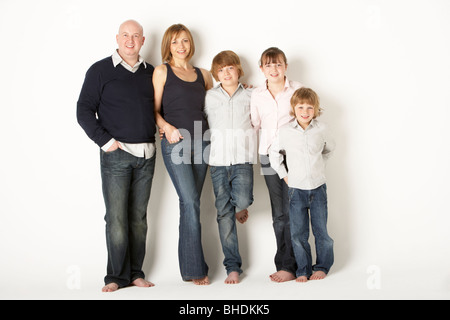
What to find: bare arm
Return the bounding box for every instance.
[200,68,214,91]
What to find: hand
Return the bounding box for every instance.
[164,125,183,144]
[107,141,122,152]
[283,176,289,185]
[159,128,164,140]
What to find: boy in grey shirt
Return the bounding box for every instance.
[205,51,257,284]
[269,87,335,282]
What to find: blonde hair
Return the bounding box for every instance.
[210,50,245,82]
[161,24,195,63]
[290,87,322,118]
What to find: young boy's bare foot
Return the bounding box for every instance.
[269,270,296,283]
[225,272,240,284]
[192,276,210,286]
[310,271,327,280]
[102,282,119,292]
[296,276,308,283]
[236,209,248,224]
[132,278,155,287]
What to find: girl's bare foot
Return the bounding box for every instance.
[269,270,296,283]
[102,282,119,292]
[192,276,210,286]
[225,272,240,284]
[132,278,155,287]
[310,271,327,280]
[296,276,308,283]
[236,209,249,224]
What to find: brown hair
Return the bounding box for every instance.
[161,24,195,63]
[259,47,288,67]
[290,87,322,118]
[210,50,245,82]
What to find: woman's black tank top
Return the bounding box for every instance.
[161,63,208,139]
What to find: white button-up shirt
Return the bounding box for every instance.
[269,119,335,190]
[101,50,156,159]
[205,84,257,166]
[250,78,303,155]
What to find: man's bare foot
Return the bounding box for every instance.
[270,270,296,283]
[192,276,210,286]
[236,209,248,224]
[296,276,308,283]
[132,278,155,287]
[225,272,240,284]
[102,283,119,292]
[310,271,327,280]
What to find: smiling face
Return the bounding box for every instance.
[260,55,287,85]
[116,20,145,65]
[217,65,240,87]
[294,103,315,129]
[169,31,191,61]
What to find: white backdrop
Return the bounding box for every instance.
[1,0,449,300]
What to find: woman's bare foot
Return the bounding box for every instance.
[192,276,210,286]
[310,271,327,280]
[102,282,119,292]
[296,276,308,283]
[270,270,296,283]
[132,278,155,287]
[225,272,240,284]
[236,209,249,224]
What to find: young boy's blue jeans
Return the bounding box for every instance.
[288,184,334,278]
[210,164,254,275]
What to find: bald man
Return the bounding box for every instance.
[77,20,156,292]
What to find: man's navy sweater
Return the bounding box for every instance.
[77,57,156,148]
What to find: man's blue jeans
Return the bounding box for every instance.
[161,138,209,281]
[100,148,155,287]
[289,184,334,278]
[210,164,254,275]
[260,155,297,275]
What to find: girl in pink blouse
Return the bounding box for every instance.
[250,47,303,282]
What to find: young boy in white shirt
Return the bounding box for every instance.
[204,51,257,284]
[269,87,335,282]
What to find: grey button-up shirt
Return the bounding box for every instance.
[269,119,335,190]
[205,84,257,166]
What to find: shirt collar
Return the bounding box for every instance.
[265,76,291,91]
[215,83,244,98]
[112,50,147,69]
[291,118,318,131]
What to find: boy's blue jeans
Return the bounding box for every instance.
[161,138,209,281]
[210,164,254,275]
[288,184,334,278]
[100,148,155,288]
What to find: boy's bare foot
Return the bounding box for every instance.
[132,278,155,287]
[296,276,308,283]
[225,272,240,284]
[102,283,119,292]
[236,209,248,224]
[269,270,296,283]
[192,276,210,286]
[310,271,327,280]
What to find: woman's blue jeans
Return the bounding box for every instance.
[289,184,334,278]
[210,164,254,275]
[161,138,209,281]
[100,149,156,288]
